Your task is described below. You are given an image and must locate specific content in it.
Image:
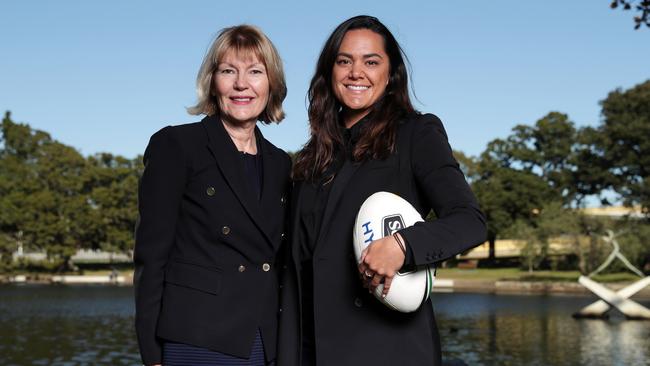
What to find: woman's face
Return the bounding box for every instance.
[332,29,390,125]
[214,49,270,125]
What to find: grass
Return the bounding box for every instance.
[79,269,133,277]
[436,268,642,283]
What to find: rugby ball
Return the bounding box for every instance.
[353,191,435,313]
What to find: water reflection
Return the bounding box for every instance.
[1,286,649,365]
[0,285,140,366]
[577,319,650,366]
[435,292,650,366]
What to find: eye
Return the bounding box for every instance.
[250,69,264,75]
[366,60,379,66]
[218,68,235,74]
[336,58,351,65]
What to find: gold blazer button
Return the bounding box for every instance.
[238,265,246,272]
[206,187,215,196]
[222,226,231,235]
[262,263,271,272]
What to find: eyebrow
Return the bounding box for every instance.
[217,62,266,69]
[336,52,384,59]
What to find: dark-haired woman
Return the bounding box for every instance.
[277,16,486,366]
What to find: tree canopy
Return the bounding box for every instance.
[0,79,648,273]
[0,112,140,271]
[466,81,650,269]
[610,0,650,29]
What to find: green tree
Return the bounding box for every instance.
[473,154,559,260]
[610,0,650,29]
[0,112,51,269]
[505,202,581,273]
[453,150,479,184]
[570,126,619,206]
[83,153,141,255]
[611,219,650,273]
[21,137,89,270]
[1,112,101,271]
[594,80,650,214]
[472,112,579,262]
[487,112,581,204]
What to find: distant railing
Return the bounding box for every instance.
[12,248,132,264]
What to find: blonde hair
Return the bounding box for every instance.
[187,25,286,123]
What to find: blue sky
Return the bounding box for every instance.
[1,0,648,159]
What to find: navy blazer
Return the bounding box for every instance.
[277,113,487,366]
[134,114,291,365]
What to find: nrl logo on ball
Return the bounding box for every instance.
[382,214,405,236]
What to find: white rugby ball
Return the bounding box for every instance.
[353,191,435,313]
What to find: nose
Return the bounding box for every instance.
[349,62,364,80]
[234,73,248,90]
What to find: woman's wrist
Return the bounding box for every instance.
[392,233,406,255]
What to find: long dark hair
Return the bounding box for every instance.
[293,15,416,181]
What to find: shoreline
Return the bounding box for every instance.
[433,278,650,300]
[2,273,650,300]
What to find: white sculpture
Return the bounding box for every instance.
[574,230,650,319]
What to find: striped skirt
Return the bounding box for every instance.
[163,329,274,366]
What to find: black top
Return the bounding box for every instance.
[296,116,416,356]
[241,151,263,201]
[297,116,414,264]
[297,119,361,261]
[297,117,365,358]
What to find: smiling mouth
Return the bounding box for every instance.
[345,85,370,91]
[230,97,254,104]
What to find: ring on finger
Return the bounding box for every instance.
[364,270,373,278]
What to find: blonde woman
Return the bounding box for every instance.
[134,25,290,366]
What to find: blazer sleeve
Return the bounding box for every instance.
[398,114,487,265]
[133,126,188,365]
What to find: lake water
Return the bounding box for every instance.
[1,285,649,365]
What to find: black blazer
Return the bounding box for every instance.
[134,114,291,365]
[277,113,487,366]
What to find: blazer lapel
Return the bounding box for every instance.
[202,115,273,246]
[289,181,304,266]
[257,127,284,249]
[313,160,361,254]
